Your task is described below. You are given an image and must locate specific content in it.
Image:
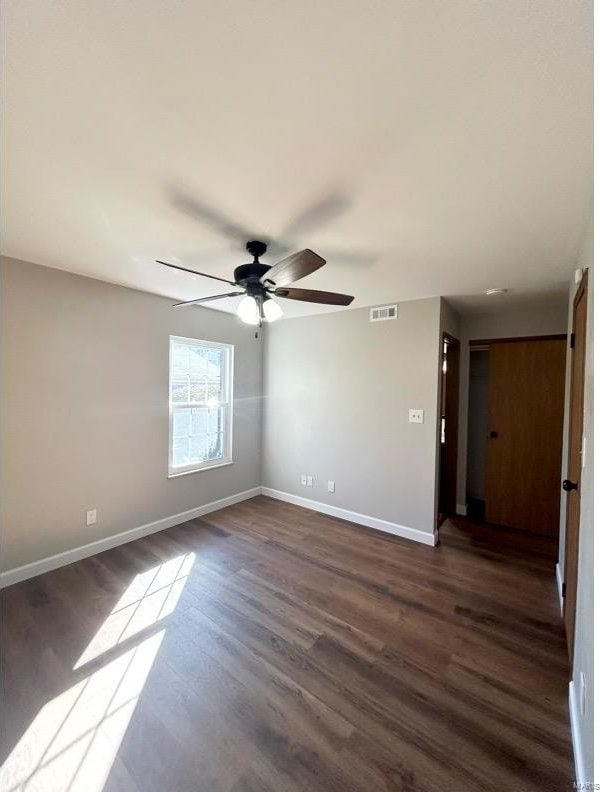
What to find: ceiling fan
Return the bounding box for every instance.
[157,240,354,327]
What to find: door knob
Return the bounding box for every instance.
[562,479,578,492]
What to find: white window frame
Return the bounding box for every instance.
[168,335,234,477]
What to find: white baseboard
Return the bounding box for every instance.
[261,487,437,547]
[1,485,437,587]
[569,680,587,786]
[556,562,564,615]
[0,487,261,588]
[456,503,467,516]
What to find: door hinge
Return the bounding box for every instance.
[570,333,575,349]
[562,582,566,598]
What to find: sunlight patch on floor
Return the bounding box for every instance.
[74,552,195,670]
[1,552,197,792]
[1,630,165,792]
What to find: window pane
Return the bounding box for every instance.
[190,407,208,436]
[207,407,222,434]
[172,437,189,468]
[189,379,207,403]
[189,347,208,376]
[170,379,188,403]
[206,349,222,373]
[171,344,189,376]
[207,380,222,401]
[173,409,190,438]
[169,338,230,471]
[189,434,209,461]
[206,434,223,460]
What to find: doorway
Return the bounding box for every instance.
[466,348,489,521]
[465,335,567,536]
[563,270,588,664]
[438,334,460,523]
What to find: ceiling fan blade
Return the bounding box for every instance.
[172,291,244,308]
[282,192,351,239]
[260,249,325,288]
[273,287,354,306]
[157,260,237,286]
[166,189,291,258]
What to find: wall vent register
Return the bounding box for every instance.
[369,304,398,322]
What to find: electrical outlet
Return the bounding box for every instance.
[306,475,313,487]
[328,480,335,493]
[409,409,424,424]
[301,474,307,486]
[86,509,97,526]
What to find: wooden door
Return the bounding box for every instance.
[485,338,566,535]
[564,272,588,663]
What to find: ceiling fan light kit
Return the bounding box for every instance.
[157,239,354,332]
[262,296,283,322]
[237,294,261,325]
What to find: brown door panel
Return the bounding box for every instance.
[485,339,566,535]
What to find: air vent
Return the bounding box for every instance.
[369,304,397,322]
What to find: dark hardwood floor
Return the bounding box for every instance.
[1,496,573,791]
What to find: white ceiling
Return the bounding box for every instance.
[2,0,592,318]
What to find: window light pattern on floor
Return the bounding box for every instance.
[1,552,195,792]
[75,552,195,669]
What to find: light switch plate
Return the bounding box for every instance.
[409,409,424,424]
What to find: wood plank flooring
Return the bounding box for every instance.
[1,496,573,791]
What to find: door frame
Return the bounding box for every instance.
[563,269,588,665]
[469,333,567,347]
[438,333,460,524]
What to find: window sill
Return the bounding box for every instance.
[168,460,233,479]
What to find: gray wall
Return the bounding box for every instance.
[439,298,461,341]
[558,215,594,782]
[262,298,442,537]
[1,257,262,571]
[455,300,569,510]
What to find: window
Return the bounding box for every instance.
[168,336,233,476]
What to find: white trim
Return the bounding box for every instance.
[261,487,438,546]
[569,680,586,786]
[556,562,564,615]
[1,485,438,587]
[168,336,234,477]
[456,503,467,516]
[168,460,233,479]
[0,487,261,589]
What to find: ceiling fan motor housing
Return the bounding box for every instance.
[235,240,271,290]
[233,262,271,290]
